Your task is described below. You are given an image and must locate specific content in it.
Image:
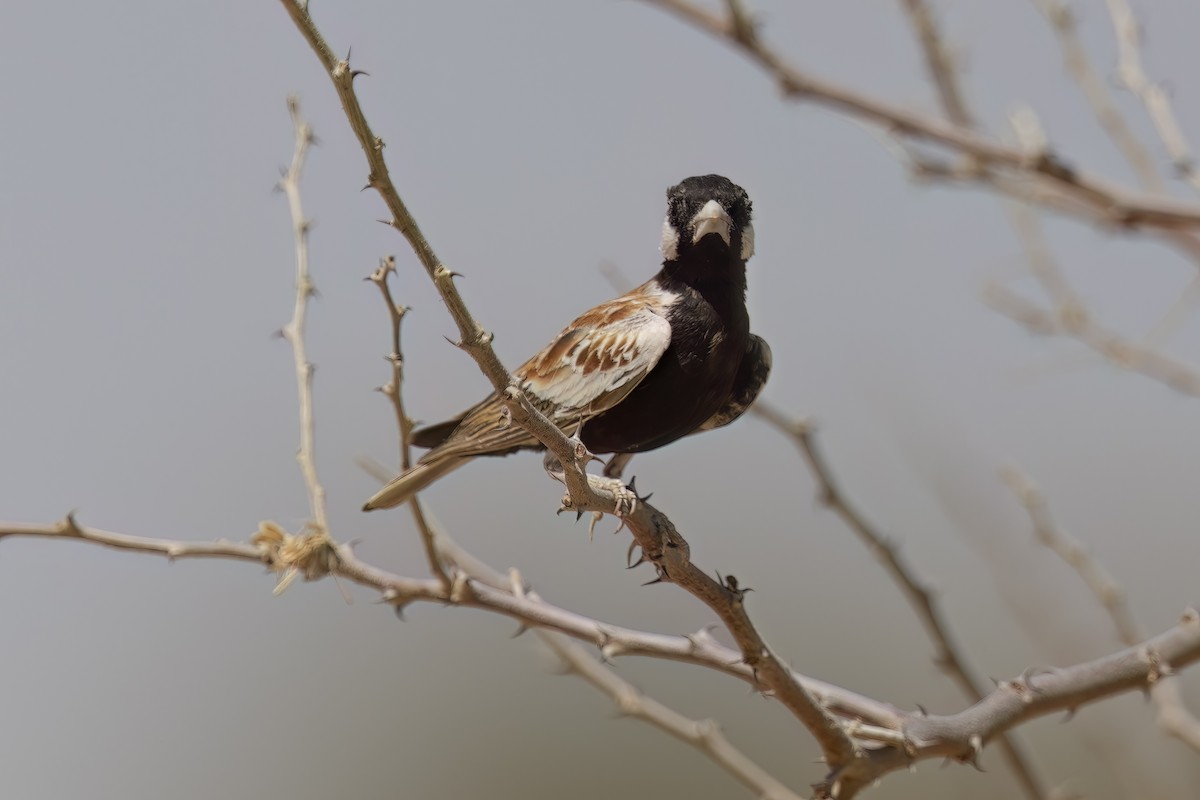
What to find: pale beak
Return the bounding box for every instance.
[690,199,733,246]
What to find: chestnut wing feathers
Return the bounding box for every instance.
[419,288,673,461]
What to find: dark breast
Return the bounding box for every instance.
[580,281,749,454]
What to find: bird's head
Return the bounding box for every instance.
[660,175,754,265]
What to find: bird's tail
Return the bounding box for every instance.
[362,456,468,511]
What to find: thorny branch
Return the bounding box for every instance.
[366,257,449,587]
[1003,468,1200,753]
[752,401,1044,800]
[278,98,330,538]
[4,516,1200,796]
[1106,0,1200,192]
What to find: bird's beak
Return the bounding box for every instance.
[690,200,733,246]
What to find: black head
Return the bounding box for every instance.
[660,175,754,265]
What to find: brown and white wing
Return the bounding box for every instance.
[423,284,673,460]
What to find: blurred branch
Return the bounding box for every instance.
[752,401,1044,799]
[1106,0,1200,192]
[1002,468,1200,753]
[640,0,1200,232]
[366,256,449,587]
[278,98,330,537]
[899,0,972,128]
[1035,0,1163,192]
[850,5,1048,796]
[986,207,1200,397]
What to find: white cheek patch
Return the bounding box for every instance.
[740,223,755,260]
[660,216,680,261]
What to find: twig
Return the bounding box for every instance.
[278,98,329,535]
[367,256,415,470]
[899,0,973,128]
[366,257,450,587]
[987,211,1200,397]
[639,0,1200,232]
[1002,468,1200,753]
[1035,0,1163,192]
[1106,0,1200,192]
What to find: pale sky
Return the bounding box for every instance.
[2,2,1199,799]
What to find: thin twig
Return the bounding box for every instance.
[366,257,450,587]
[1035,0,1163,192]
[987,211,1200,397]
[1106,0,1200,192]
[278,98,329,535]
[899,0,973,128]
[1002,468,1200,753]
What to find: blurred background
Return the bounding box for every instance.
[2,1,1198,798]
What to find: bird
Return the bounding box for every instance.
[363,174,771,511]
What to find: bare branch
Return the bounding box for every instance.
[1106,0,1200,191]
[1035,0,1163,192]
[639,0,1200,232]
[0,516,267,563]
[278,98,329,535]
[987,210,1200,397]
[753,401,1046,799]
[1003,468,1200,752]
[366,257,450,587]
[898,0,973,128]
[7,514,1200,793]
[509,568,806,800]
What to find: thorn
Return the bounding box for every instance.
[510,623,529,638]
[626,540,645,568]
[641,576,664,587]
[574,510,583,522]
[965,734,984,771]
[587,511,603,541]
[62,511,83,536]
[915,703,928,717]
[350,69,370,80]
[393,605,405,621]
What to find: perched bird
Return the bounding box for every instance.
[363,174,770,511]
